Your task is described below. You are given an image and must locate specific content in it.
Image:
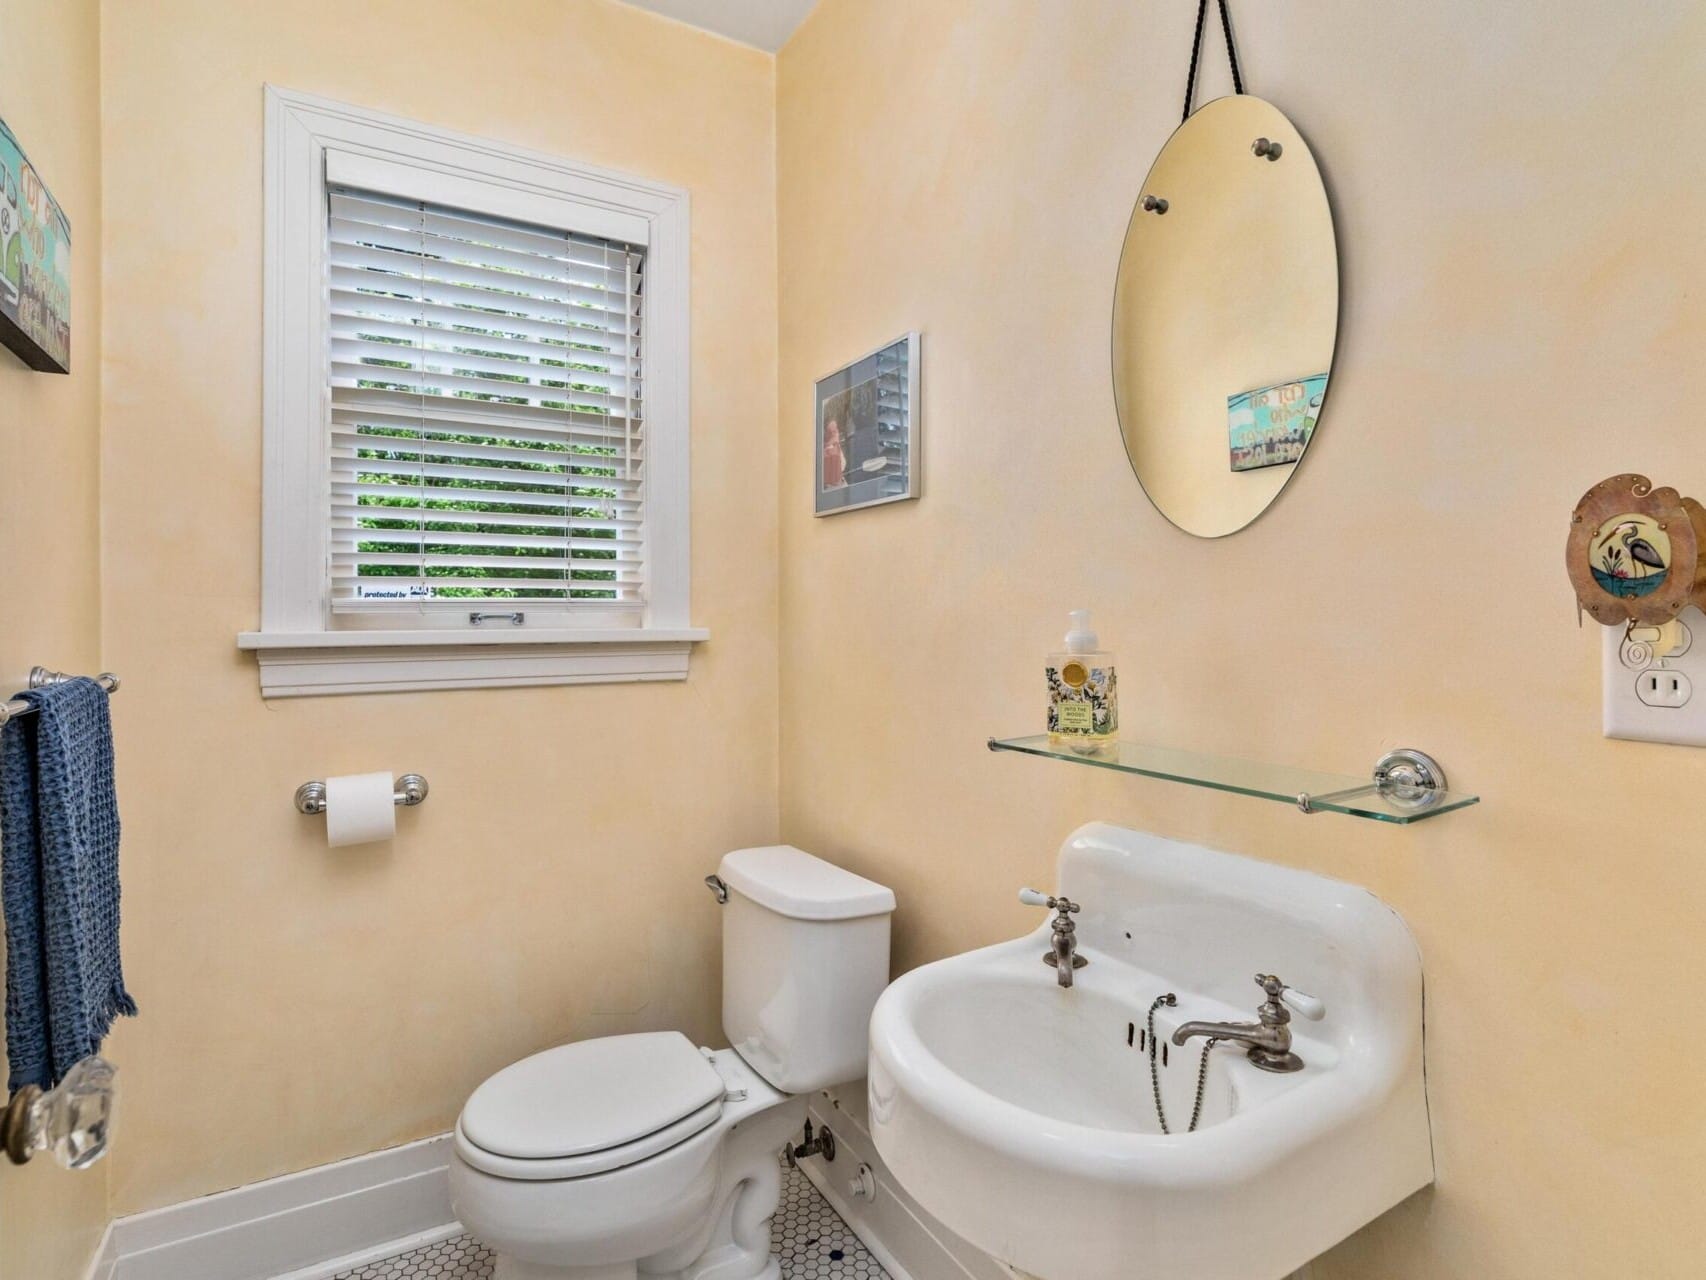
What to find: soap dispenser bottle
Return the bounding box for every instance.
[1047,610,1118,755]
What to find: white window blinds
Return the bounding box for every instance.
[326,185,644,612]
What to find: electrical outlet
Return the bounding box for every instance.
[1635,668,1692,708]
[1602,605,1706,745]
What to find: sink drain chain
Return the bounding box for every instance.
[1147,994,1219,1135]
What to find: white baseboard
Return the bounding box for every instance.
[84,1096,980,1280]
[84,1228,119,1280]
[271,1224,466,1280]
[802,1088,1011,1280]
[81,1100,1308,1280]
[91,1135,454,1280]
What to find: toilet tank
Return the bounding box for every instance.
[716,845,895,1094]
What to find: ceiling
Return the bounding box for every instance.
[615,0,821,52]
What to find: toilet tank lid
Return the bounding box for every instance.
[718,845,896,920]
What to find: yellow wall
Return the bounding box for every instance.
[0,0,110,1273]
[97,0,777,1216]
[7,1,1702,1273]
[777,2,1703,1277]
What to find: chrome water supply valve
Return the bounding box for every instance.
[785,1118,835,1166]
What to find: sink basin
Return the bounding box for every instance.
[867,823,1432,1280]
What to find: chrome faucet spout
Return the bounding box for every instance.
[1169,974,1320,1073]
[1053,929,1076,988]
[1172,1019,1280,1049]
[1019,888,1086,988]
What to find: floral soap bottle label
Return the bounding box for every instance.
[1047,663,1118,739]
[1048,611,1118,753]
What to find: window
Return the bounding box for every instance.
[327,186,643,615]
[241,88,702,696]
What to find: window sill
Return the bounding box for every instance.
[236,627,709,698]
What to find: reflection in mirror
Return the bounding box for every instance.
[1112,95,1338,538]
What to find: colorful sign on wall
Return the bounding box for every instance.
[0,115,71,373]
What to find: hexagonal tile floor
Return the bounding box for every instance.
[327,1155,888,1279]
[770,1156,889,1278]
[330,1233,493,1279]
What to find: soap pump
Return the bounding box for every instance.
[1046,610,1119,755]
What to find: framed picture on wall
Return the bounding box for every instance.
[814,332,920,516]
[0,115,72,373]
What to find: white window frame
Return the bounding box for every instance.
[239,87,703,697]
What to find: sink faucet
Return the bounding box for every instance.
[1171,974,1325,1073]
[1019,888,1086,987]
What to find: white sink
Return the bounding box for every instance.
[867,823,1432,1280]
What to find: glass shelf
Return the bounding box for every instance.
[987,735,1480,824]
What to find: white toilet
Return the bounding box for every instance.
[449,845,895,1280]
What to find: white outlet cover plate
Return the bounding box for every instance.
[1602,604,1706,746]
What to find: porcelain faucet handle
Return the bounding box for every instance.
[1255,973,1325,1021]
[1283,987,1326,1020]
[1019,888,1080,913]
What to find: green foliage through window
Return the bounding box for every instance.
[328,185,644,605]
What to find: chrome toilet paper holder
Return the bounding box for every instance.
[294,773,429,815]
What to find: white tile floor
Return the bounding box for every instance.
[329,1233,494,1279]
[326,1155,889,1280]
[770,1157,889,1279]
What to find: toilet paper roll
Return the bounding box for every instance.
[323,771,397,847]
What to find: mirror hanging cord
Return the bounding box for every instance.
[1183,0,1245,122]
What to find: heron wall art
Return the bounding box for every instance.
[1593,516,1670,598]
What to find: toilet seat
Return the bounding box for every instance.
[456,1031,727,1181]
[456,1095,724,1180]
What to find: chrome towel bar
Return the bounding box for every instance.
[0,668,120,726]
[294,773,429,815]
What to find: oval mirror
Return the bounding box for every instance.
[1112,95,1338,538]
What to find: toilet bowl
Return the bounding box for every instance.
[449,846,895,1280]
[450,1038,802,1280]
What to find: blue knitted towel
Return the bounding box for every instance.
[1,677,136,1091]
